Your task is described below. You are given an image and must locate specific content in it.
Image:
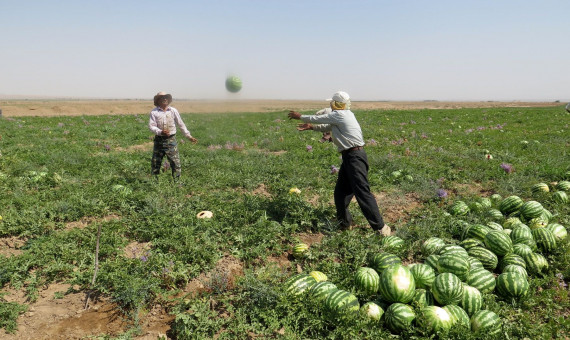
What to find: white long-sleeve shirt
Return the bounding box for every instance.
[301,109,365,152]
[148,106,192,138]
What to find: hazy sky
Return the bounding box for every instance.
[2,0,569,101]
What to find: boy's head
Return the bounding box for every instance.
[154,92,172,106]
[327,91,351,110]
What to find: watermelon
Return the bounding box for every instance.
[460,238,484,250]
[552,191,569,204]
[355,267,380,295]
[531,183,550,195]
[477,197,493,210]
[384,303,416,334]
[460,285,483,316]
[412,288,435,308]
[416,306,453,334]
[465,224,491,242]
[546,223,568,240]
[484,208,504,222]
[439,244,469,258]
[309,271,328,282]
[540,209,553,222]
[425,255,440,272]
[490,194,503,206]
[371,253,402,273]
[499,195,524,215]
[324,289,360,318]
[484,231,513,256]
[515,237,538,252]
[502,264,528,278]
[496,272,529,299]
[442,305,470,329]
[360,301,384,321]
[284,273,317,297]
[381,235,405,252]
[499,253,526,271]
[310,281,337,302]
[527,217,548,230]
[225,76,242,93]
[503,229,512,237]
[466,256,484,270]
[410,263,436,289]
[470,310,502,337]
[466,268,496,293]
[468,247,498,271]
[524,252,549,275]
[503,217,523,229]
[421,237,446,256]
[556,180,570,191]
[520,201,544,220]
[510,224,533,244]
[292,243,309,258]
[486,222,504,232]
[432,273,464,305]
[469,201,484,213]
[532,228,557,253]
[378,264,416,303]
[438,253,471,281]
[512,243,533,258]
[449,201,470,216]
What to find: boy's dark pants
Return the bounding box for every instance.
[334,149,384,230]
[151,135,181,179]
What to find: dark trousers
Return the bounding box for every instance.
[334,149,384,230]
[151,135,181,179]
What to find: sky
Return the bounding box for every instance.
[1,0,569,102]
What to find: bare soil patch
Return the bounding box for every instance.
[0,236,27,257]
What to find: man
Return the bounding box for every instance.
[288,91,391,236]
[148,91,197,181]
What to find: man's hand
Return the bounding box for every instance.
[288,111,301,120]
[296,123,313,131]
[188,136,198,144]
[162,129,170,136]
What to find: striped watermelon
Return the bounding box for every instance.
[496,272,529,299]
[503,217,523,229]
[412,288,435,308]
[552,190,569,204]
[381,235,405,252]
[416,306,453,334]
[324,289,360,318]
[460,238,484,250]
[284,273,317,297]
[442,305,470,329]
[384,303,416,333]
[528,217,548,230]
[309,271,328,282]
[469,201,484,213]
[531,182,550,195]
[515,237,538,252]
[499,195,524,215]
[486,222,504,232]
[378,264,416,303]
[460,285,483,316]
[465,224,491,242]
[512,243,533,258]
[540,209,553,222]
[360,301,384,321]
[503,229,512,237]
[546,223,568,240]
[449,201,470,216]
[499,253,526,271]
[556,180,570,191]
[371,253,402,274]
[421,237,446,256]
[466,257,484,270]
[510,224,533,243]
[425,255,440,272]
[490,194,503,206]
[470,310,502,337]
[532,228,557,253]
[524,252,549,275]
[520,201,544,220]
[484,208,504,222]
[354,267,380,295]
[410,263,436,289]
[477,197,493,210]
[292,243,309,258]
[466,268,496,293]
[484,231,513,256]
[438,253,471,281]
[309,281,337,302]
[467,247,498,271]
[439,244,469,258]
[502,264,528,278]
[432,273,464,305]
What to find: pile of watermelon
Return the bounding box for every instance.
[283,178,568,336]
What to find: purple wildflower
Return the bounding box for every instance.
[477,126,485,131]
[58,123,65,128]
[368,139,378,146]
[140,255,148,262]
[330,165,339,174]
[437,189,448,198]
[421,133,428,139]
[306,145,313,152]
[104,144,111,151]
[500,163,514,174]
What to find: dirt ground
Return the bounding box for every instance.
[0,99,562,117]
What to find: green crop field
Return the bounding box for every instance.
[0,106,569,339]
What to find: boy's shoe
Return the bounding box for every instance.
[377,225,392,236]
